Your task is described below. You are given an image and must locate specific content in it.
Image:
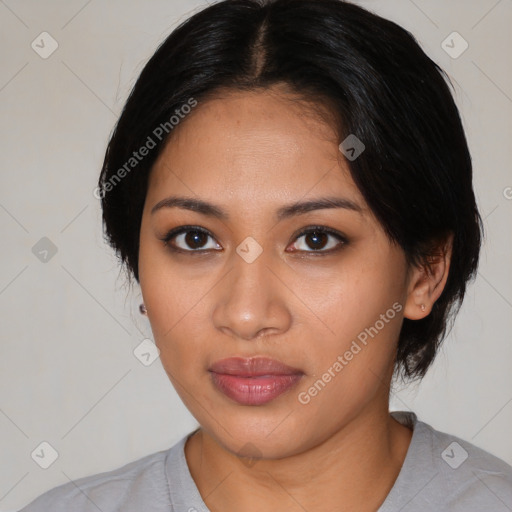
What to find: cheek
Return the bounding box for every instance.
[302,255,403,340]
[142,274,209,368]
[139,230,196,358]
[296,284,403,421]
[296,252,406,393]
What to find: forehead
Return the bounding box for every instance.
[147,88,364,209]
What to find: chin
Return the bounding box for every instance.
[201,413,314,460]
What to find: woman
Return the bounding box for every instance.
[21,0,512,510]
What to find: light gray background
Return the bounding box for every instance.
[0,0,511,510]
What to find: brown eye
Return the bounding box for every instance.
[183,230,209,249]
[304,231,329,250]
[288,227,347,253]
[162,226,222,252]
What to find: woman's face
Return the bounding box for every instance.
[139,87,413,458]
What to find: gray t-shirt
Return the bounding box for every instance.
[19,411,512,511]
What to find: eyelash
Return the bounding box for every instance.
[159,225,348,255]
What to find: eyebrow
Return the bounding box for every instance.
[150,195,364,221]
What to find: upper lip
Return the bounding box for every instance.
[209,357,303,377]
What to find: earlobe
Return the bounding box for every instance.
[403,235,453,320]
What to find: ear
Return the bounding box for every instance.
[403,234,453,320]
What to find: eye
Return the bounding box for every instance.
[287,226,348,253]
[160,226,222,252]
[160,225,347,255]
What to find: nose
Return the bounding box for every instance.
[212,245,293,341]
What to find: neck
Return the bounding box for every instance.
[185,406,413,512]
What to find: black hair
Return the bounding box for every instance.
[98,0,482,380]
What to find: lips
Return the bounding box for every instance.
[209,357,304,406]
[210,356,303,376]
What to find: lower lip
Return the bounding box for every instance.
[210,373,303,406]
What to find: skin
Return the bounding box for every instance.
[138,86,451,511]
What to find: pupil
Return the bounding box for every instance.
[186,231,207,248]
[307,231,327,250]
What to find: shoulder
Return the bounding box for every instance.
[18,440,182,512]
[392,412,512,511]
[427,421,512,508]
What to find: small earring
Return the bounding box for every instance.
[139,303,148,316]
[420,304,426,312]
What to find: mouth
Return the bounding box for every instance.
[209,357,304,406]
